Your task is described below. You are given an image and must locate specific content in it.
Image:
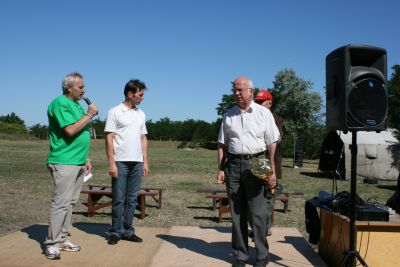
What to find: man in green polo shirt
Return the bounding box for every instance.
[44,72,98,260]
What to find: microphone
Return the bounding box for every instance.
[82,96,92,105]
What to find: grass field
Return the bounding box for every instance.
[0,139,397,241]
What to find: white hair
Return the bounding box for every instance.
[248,80,254,89]
[62,72,83,94]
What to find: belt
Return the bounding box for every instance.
[227,151,265,160]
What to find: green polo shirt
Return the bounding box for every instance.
[47,95,90,165]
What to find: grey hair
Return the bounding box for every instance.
[62,72,83,94]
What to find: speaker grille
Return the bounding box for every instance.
[347,77,387,128]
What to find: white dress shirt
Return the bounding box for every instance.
[218,101,281,154]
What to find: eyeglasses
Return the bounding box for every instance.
[231,88,253,94]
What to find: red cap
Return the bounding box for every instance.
[255,90,273,101]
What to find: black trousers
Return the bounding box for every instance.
[225,157,270,262]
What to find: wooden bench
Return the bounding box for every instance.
[206,194,230,222]
[276,191,304,210]
[199,187,303,223]
[275,193,289,213]
[196,187,227,210]
[81,184,164,219]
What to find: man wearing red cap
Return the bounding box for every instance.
[255,89,284,236]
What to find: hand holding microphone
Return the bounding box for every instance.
[83,96,92,105]
[82,96,99,119]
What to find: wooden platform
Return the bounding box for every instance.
[319,208,400,267]
[0,224,326,266]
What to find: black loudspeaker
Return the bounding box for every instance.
[326,44,388,131]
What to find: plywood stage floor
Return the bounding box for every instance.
[0,224,327,266]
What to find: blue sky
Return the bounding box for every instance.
[1,0,399,126]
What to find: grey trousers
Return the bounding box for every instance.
[45,164,85,246]
[266,193,275,232]
[225,158,269,262]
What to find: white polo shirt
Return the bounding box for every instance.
[218,101,281,155]
[105,103,147,162]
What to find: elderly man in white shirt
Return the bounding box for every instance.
[217,77,280,267]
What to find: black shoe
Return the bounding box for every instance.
[249,230,255,242]
[254,257,269,267]
[122,234,143,243]
[248,231,254,238]
[232,260,246,267]
[108,235,120,245]
[267,228,272,236]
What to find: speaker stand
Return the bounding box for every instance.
[340,131,368,267]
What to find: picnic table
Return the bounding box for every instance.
[81,184,164,219]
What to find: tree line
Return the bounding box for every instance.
[2,66,399,160]
[87,117,220,146]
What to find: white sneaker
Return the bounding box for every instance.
[45,245,60,260]
[59,240,81,252]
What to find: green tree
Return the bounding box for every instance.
[145,117,218,144]
[0,122,27,135]
[0,112,27,137]
[146,117,181,141]
[30,123,49,139]
[0,112,25,126]
[178,119,200,141]
[388,64,400,138]
[387,65,400,210]
[90,118,106,138]
[270,69,323,158]
[216,94,235,117]
[270,69,322,136]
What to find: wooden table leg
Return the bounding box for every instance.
[87,193,94,217]
[158,190,162,209]
[139,195,145,219]
[212,192,217,211]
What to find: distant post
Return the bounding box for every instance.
[293,138,303,168]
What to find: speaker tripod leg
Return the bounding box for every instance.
[340,250,368,267]
[339,132,368,267]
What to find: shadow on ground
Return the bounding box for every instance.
[377,184,397,191]
[193,216,231,223]
[282,236,325,267]
[20,224,47,249]
[73,222,110,239]
[157,232,286,266]
[157,233,232,263]
[186,205,214,211]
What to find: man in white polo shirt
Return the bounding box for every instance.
[104,79,149,245]
[217,77,280,267]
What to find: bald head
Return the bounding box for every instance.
[233,77,254,89]
[232,76,254,110]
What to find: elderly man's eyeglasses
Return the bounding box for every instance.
[231,88,253,94]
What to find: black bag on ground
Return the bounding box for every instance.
[305,197,321,245]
